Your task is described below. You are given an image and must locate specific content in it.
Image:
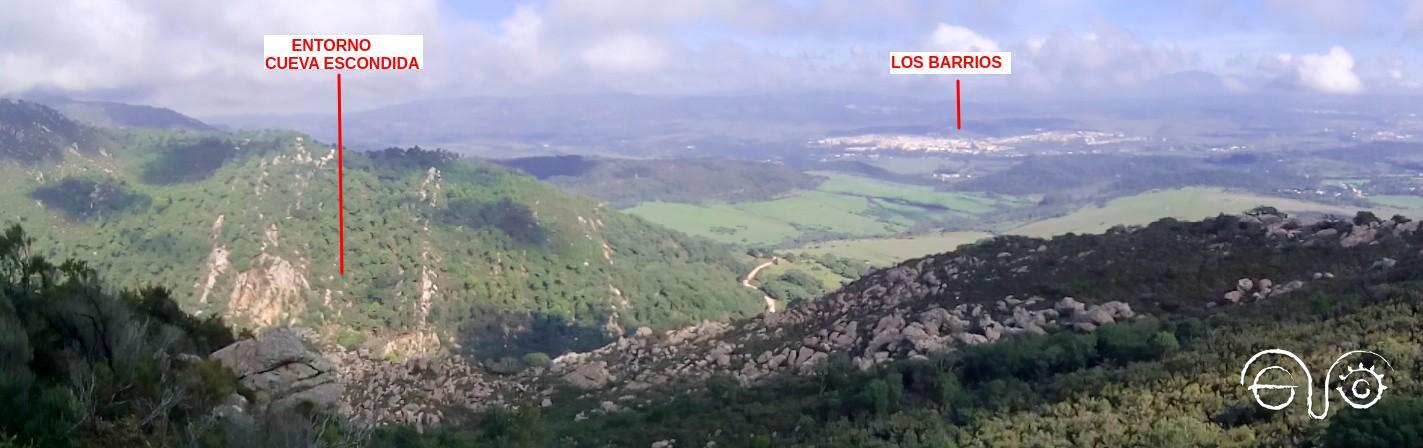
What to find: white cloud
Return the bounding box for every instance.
[1264,46,1364,94]
[0,0,1408,115]
[581,33,668,74]
[923,24,1000,52]
[0,0,441,115]
[1012,27,1198,92]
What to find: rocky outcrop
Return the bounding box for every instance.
[211,327,343,413]
[1221,277,1306,304]
[331,348,507,428]
[329,210,1423,427]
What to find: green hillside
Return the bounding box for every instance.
[0,104,762,359]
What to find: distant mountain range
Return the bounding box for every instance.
[23,95,218,132]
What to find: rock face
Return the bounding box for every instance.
[211,327,343,412]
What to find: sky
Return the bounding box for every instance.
[1,0,1421,116]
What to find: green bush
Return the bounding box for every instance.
[521,352,552,368]
[1327,396,1423,447]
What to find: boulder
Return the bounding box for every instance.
[1372,257,1398,270]
[865,314,907,353]
[1099,301,1135,319]
[1340,226,1378,248]
[210,327,343,412]
[901,323,951,354]
[1223,290,1245,303]
[1055,297,1086,315]
[562,361,613,390]
[1236,278,1254,292]
[1080,307,1115,326]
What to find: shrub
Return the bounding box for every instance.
[522,352,552,368]
[1326,396,1423,447]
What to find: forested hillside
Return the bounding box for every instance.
[0,99,107,164]
[0,103,762,360]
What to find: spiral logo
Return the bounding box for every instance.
[1240,349,1392,419]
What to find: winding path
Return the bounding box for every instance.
[743,257,780,313]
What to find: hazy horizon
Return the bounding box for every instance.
[4,0,1423,117]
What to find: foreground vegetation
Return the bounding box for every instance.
[0,224,367,447]
[374,289,1423,447]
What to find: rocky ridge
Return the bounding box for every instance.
[330,211,1422,426]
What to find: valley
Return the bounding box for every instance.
[520,149,1422,270]
[624,171,1025,247]
[9,3,1423,447]
[3,95,1422,447]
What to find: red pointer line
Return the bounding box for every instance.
[955,79,962,130]
[337,73,345,276]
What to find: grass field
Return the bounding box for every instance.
[1007,188,1392,238]
[626,172,1024,246]
[1372,194,1423,209]
[789,231,993,266]
[625,202,804,244]
[758,259,851,291]
[864,158,948,175]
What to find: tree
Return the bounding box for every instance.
[1326,396,1423,447]
[1353,211,1381,226]
[863,379,891,417]
[706,374,741,403]
[1147,332,1180,356]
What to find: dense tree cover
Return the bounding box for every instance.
[1326,395,1423,447]
[3,117,763,357]
[498,155,823,207]
[760,269,827,305]
[440,198,547,246]
[29,178,151,222]
[808,253,870,279]
[141,137,242,184]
